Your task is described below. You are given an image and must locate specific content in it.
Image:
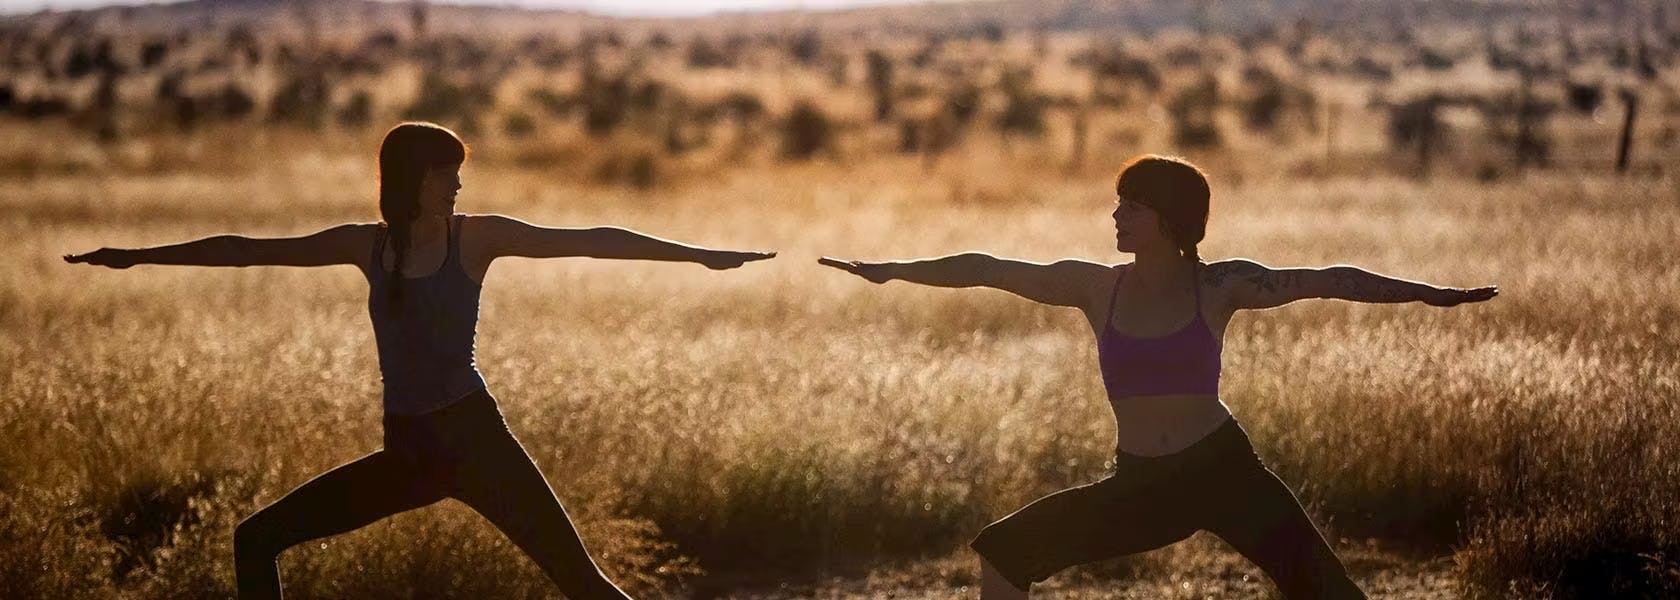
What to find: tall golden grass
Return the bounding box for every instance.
[3,139,1677,597]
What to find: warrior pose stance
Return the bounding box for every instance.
[66,122,774,599]
[820,155,1495,599]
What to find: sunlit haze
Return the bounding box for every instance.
[0,0,954,17]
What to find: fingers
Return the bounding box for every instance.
[816,256,855,270]
[1466,286,1499,303]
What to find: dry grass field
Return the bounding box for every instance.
[4,1,1680,598]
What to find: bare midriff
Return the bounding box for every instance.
[1110,393,1234,457]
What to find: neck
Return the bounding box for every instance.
[1128,248,1193,286]
[403,214,451,243]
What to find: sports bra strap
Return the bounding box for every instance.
[1103,265,1126,324]
[1103,262,1206,328]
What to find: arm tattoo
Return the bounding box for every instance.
[1203,261,1299,296]
[1201,261,1262,287]
[1328,268,1415,302]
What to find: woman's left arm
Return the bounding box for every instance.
[476,214,774,269]
[1205,258,1498,310]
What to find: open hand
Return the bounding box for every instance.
[1425,285,1499,307]
[701,250,776,270]
[63,248,137,269]
[817,256,895,284]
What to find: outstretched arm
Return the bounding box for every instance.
[1206,258,1498,310]
[63,224,374,269]
[479,214,773,269]
[817,253,1104,308]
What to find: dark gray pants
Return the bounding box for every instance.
[971,420,1365,599]
[234,390,629,599]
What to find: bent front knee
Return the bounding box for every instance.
[234,514,282,560]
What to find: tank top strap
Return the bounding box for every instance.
[446,214,464,265]
[1190,261,1202,308]
[371,224,389,275]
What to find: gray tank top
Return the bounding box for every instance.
[368,215,487,415]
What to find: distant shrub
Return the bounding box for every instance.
[139,39,170,69]
[1386,96,1442,151]
[269,72,331,127]
[337,90,373,128]
[502,110,536,138]
[686,37,734,69]
[1168,74,1222,149]
[593,150,659,189]
[788,29,822,66]
[719,90,765,122]
[17,95,73,120]
[780,100,834,160]
[1479,85,1556,168]
[402,73,495,129]
[866,50,895,122]
[944,83,981,126]
[528,88,574,118]
[1416,47,1456,71]
[1564,81,1603,114]
[578,69,630,137]
[995,69,1048,136]
[1083,46,1162,106]
[1239,64,1315,133]
[208,83,256,120]
[646,31,673,51]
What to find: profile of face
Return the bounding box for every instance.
[1111,196,1171,254]
[416,162,462,216]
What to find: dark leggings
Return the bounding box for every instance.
[971,420,1365,599]
[234,390,629,599]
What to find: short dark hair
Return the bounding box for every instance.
[1115,154,1210,261]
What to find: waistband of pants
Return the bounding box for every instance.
[1113,418,1255,472]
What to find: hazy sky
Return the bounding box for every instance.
[0,0,946,17]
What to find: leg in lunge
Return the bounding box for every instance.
[1207,466,1366,600]
[234,450,443,599]
[452,429,632,600]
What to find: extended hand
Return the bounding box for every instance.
[701,250,776,270]
[63,248,137,269]
[817,256,894,284]
[1425,285,1499,307]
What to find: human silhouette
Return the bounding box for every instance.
[819,154,1495,599]
[65,122,775,599]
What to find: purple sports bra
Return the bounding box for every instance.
[1096,264,1223,398]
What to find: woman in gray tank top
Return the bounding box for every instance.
[65,122,775,599]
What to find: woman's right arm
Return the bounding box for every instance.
[63,223,375,269]
[817,253,1104,309]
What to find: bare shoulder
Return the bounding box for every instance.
[1198,258,1269,288]
[1043,258,1120,309]
[1045,257,1113,278]
[1043,258,1116,292]
[460,213,525,232]
[319,222,381,246]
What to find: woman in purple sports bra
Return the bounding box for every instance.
[820,155,1497,599]
[66,122,775,599]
